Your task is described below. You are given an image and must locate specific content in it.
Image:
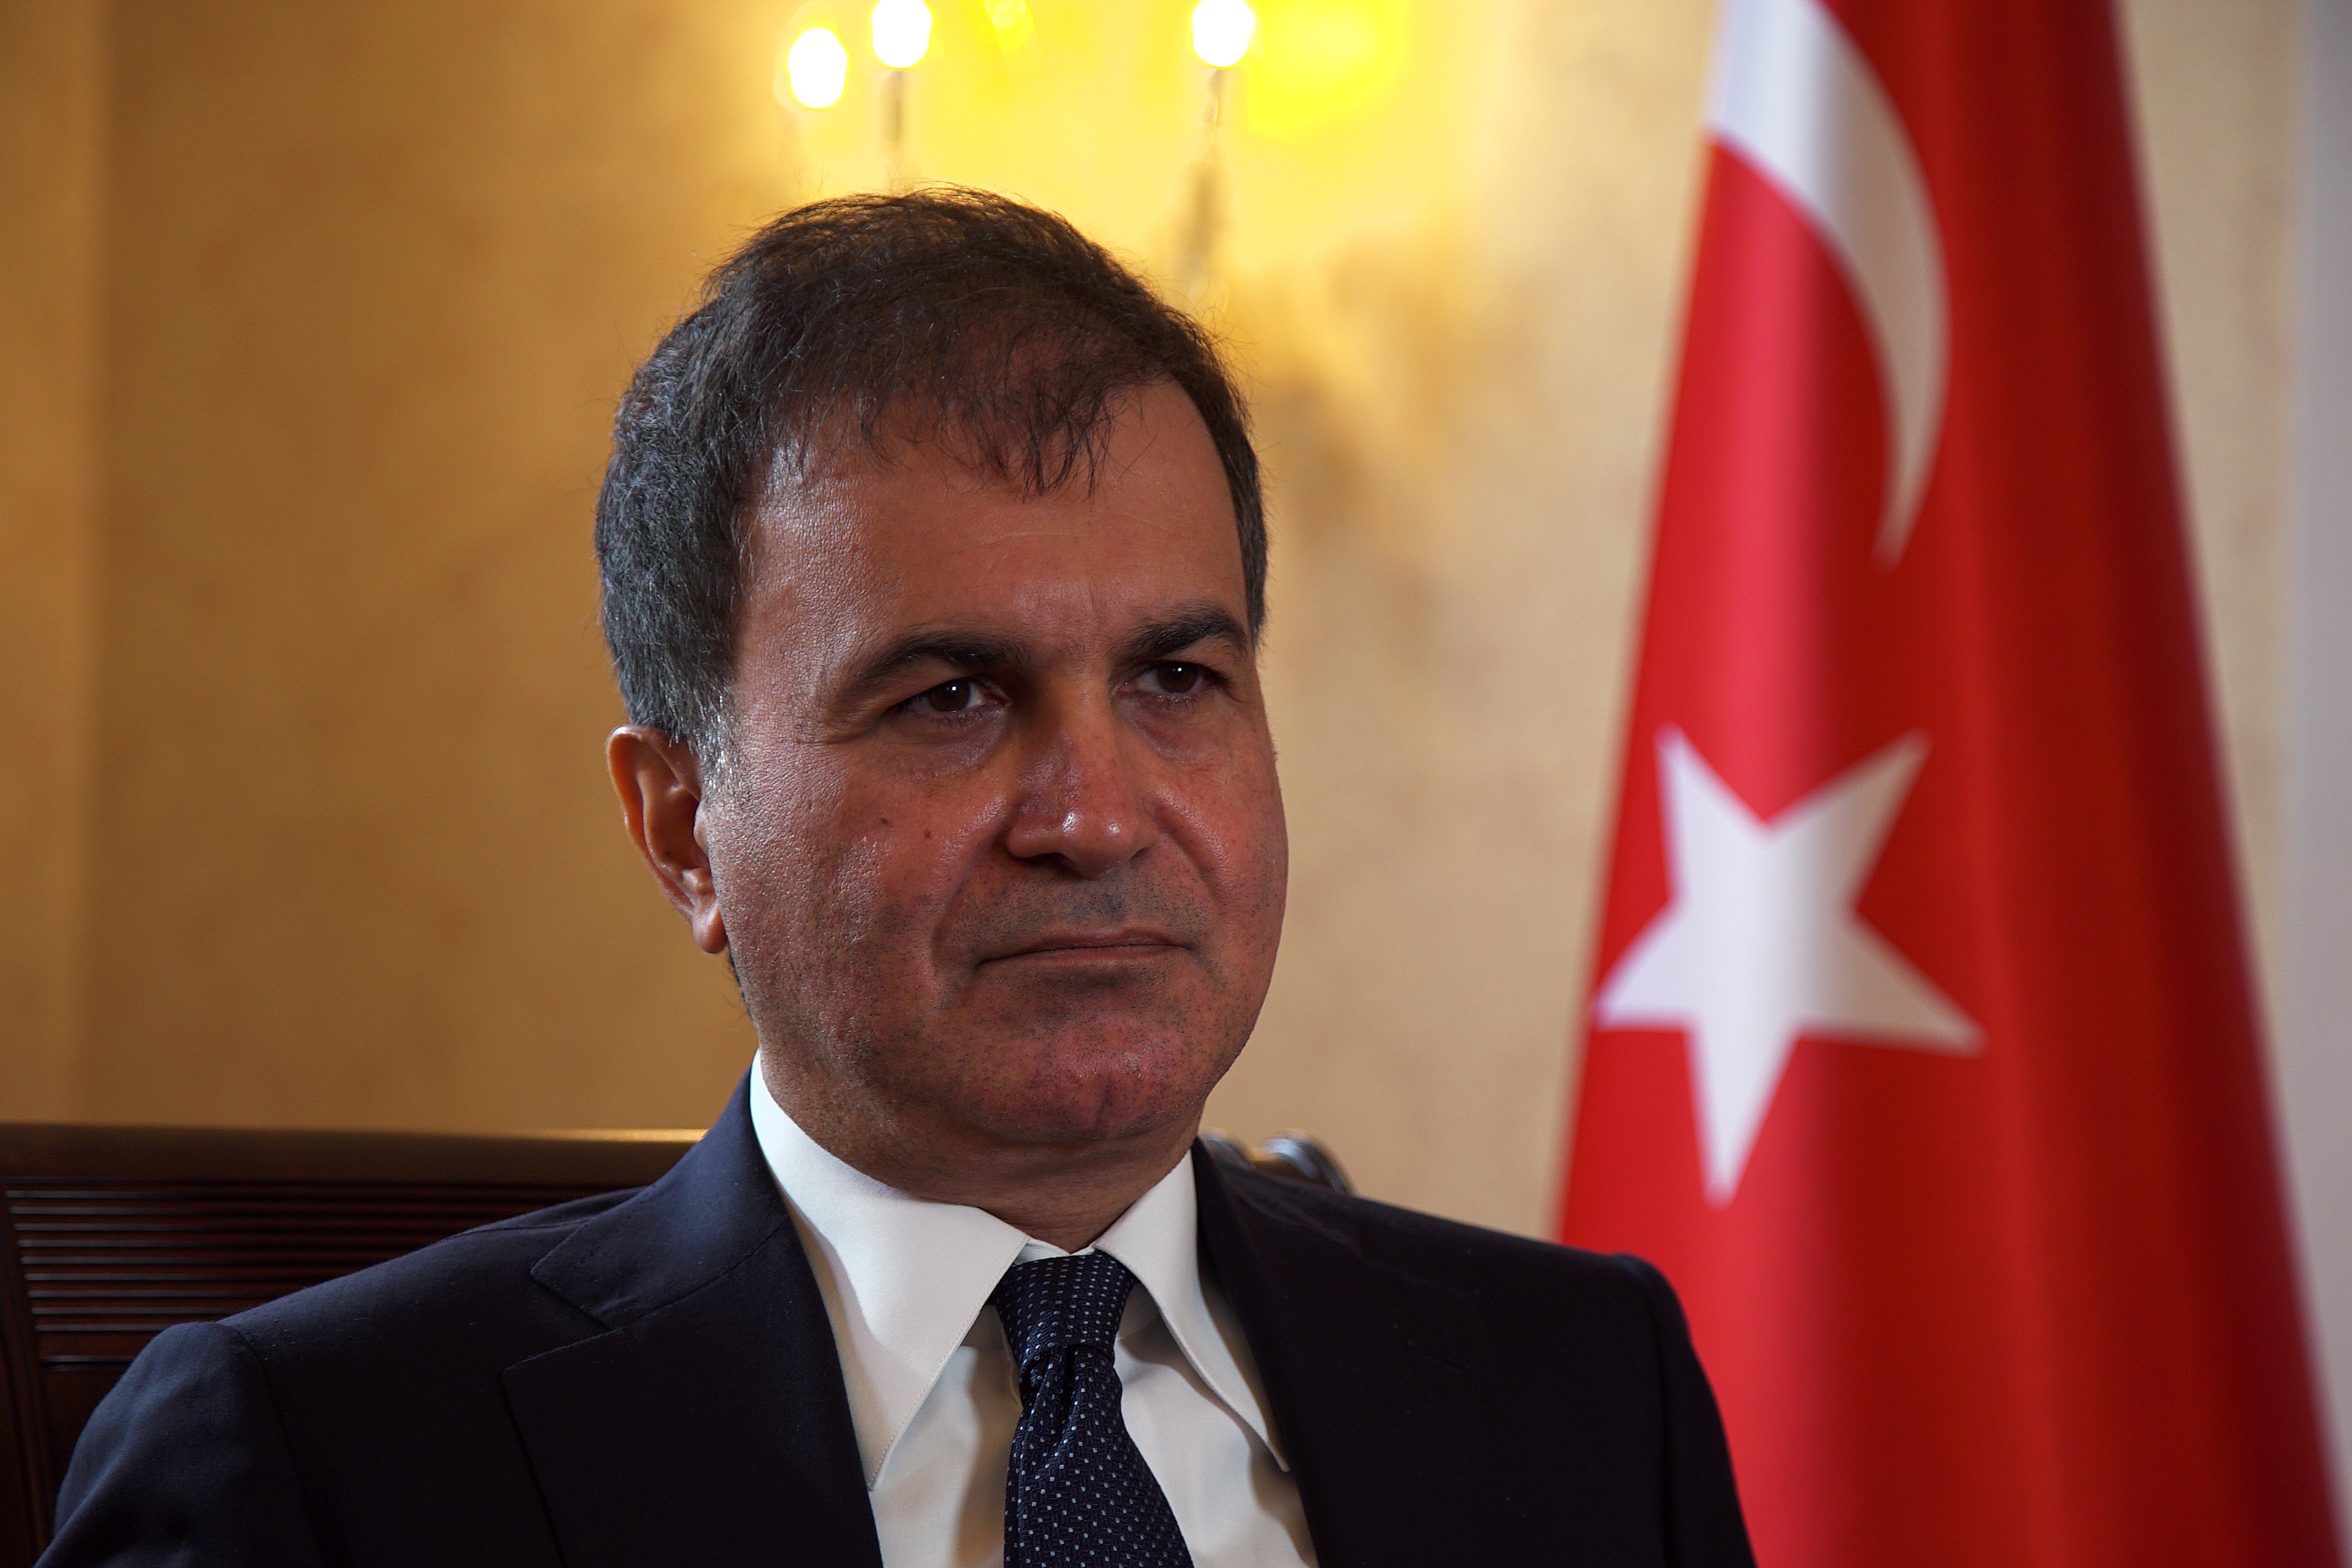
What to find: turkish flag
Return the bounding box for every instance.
[1559,0,2342,1564]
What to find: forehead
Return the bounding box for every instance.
[739,383,1245,672]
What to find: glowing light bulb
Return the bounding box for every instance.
[784,26,850,109]
[870,0,932,69]
[1191,0,1255,68]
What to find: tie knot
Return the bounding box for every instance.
[990,1252,1137,1370]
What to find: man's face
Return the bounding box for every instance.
[700,382,1286,1172]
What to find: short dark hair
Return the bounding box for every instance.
[593,187,1265,762]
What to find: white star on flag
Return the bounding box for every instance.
[1594,727,1980,1205]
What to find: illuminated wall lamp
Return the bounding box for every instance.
[783,24,851,110]
[871,0,933,69]
[1191,0,1256,69]
[869,0,931,180]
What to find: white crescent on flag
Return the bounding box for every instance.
[1708,0,1949,567]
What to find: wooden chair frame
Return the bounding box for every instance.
[0,1123,697,1567]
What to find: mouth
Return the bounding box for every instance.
[984,929,1188,964]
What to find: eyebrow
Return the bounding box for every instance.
[1117,603,1253,668]
[837,628,1034,707]
[833,601,1252,709]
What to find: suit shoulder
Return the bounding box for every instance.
[1218,1168,1654,1315]
[48,1319,332,1565]
[225,1187,640,1363]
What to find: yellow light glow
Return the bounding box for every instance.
[1246,0,1403,139]
[783,26,850,109]
[982,0,1035,56]
[1191,0,1256,68]
[869,0,932,70]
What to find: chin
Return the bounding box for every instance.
[954,1036,1232,1149]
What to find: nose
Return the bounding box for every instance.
[1003,690,1161,877]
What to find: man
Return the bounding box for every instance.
[43,190,1754,1567]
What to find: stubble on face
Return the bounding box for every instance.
[702,383,1287,1199]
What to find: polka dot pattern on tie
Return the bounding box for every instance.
[990,1252,1194,1568]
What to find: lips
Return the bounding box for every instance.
[985,929,1186,962]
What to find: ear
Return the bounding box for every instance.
[607,726,729,955]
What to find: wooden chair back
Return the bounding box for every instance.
[1199,1130,1354,1194]
[0,1123,697,1567]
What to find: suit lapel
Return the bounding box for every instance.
[502,1076,881,1568]
[499,1095,1485,1568]
[1193,1149,1495,1568]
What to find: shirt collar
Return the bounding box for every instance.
[747,1062,1282,1486]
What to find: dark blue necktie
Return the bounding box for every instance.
[990,1252,1193,1568]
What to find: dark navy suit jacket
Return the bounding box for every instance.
[42,1076,1755,1566]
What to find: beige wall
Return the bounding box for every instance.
[0,0,104,1121]
[0,0,2301,1241]
[2122,0,2298,1056]
[70,0,794,1136]
[1213,0,1717,1229]
[2287,0,2352,1520]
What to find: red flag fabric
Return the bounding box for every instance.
[1559,1,2342,1564]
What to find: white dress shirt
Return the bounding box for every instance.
[749,1068,1317,1567]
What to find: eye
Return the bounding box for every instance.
[913,678,990,714]
[1134,662,1207,696]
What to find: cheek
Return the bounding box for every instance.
[839,822,963,949]
[706,757,863,941]
[1236,793,1290,951]
[1177,749,1288,926]
[771,779,1007,957]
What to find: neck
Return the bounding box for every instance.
[969,1148,1192,1252]
[758,1054,1199,1251]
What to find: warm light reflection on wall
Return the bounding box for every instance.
[983,0,1036,56]
[1248,1,1405,140]
[764,0,1465,302]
